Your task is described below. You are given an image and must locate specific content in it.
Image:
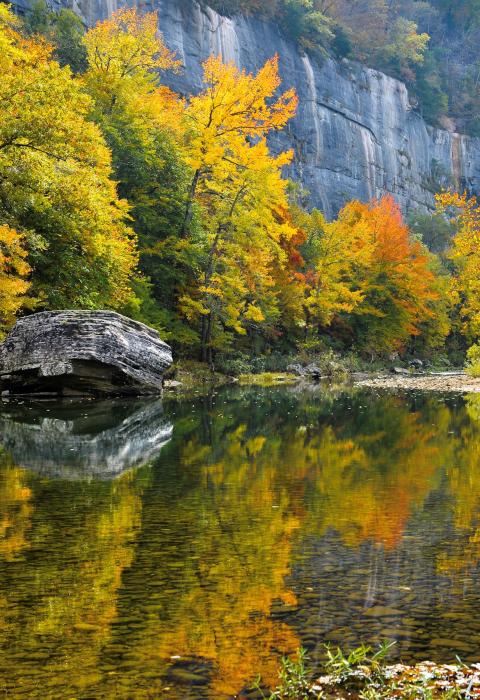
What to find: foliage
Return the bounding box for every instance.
[324,641,394,686]
[82,8,191,339]
[24,0,87,72]
[0,4,137,315]
[0,225,31,337]
[436,191,480,340]
[408,210,457,253]
[296,196,446,356]
[465,343,480,376]
[254,648,321,699]
[178,54,298,361]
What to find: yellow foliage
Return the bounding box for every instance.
[436,191,480,339]
[83,8,180,82]
[0,4,137,309]
[0,225,31,335]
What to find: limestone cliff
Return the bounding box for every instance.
[12,0,480,217]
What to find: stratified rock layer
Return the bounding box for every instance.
[14,0,479,218]
[0,310,172,396]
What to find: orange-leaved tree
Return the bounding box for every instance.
[300,196,443,355]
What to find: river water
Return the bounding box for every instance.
[0,385,479,698]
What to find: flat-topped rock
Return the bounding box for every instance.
[0,310,173,397]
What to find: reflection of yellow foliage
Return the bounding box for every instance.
[36,473,143,640]
[438,393,480,576]
[0,454,151,697]
[104,429,302,698]
[0,454,32,561]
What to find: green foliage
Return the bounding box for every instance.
[324,641,394,685]
[465,343,480,377]
[24,0,87,73]
[277,1,334,54]
[270,648,317,699]
[408,210,456,253]
[254,648,321,700]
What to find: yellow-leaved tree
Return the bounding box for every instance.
[82,8,195,337]
[436,191,480,338]
[181,54,297,238]
[179,55,298,361]
[0,3,137,313]
[0,225,31,337]
[436,191,480,375]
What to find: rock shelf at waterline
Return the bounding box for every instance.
[0,310,172,398]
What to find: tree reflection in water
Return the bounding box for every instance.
[0,388,480,697]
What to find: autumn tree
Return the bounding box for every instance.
[295,206,373,341]
[178,55,298,361]
[181,54,297,238]
[0,4,137,312]
[436,191,480,341]
[297,196,445,356]
[82,8,192,337]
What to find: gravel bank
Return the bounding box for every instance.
[355,372,480,393]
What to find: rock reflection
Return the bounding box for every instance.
[0,399,173,479]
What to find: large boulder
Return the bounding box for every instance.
[0,310,173,397]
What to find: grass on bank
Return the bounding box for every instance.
[237,373,299,386]
[254,643,479,699]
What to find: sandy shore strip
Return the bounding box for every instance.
[355,371,480,392]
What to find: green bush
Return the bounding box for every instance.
[466,343,480,377]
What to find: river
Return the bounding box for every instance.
[0,385,479,698]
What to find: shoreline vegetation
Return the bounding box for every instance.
[163,361,480,395]
[256,645,480,699]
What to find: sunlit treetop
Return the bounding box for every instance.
[83,8,180,83]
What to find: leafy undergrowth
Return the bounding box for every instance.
[255,644,480,699]
[164,360,232,391]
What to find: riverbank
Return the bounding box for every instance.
[311,659,480,698]
[354,371,480,393]
[262,646,480,698]
[164,362,480,396]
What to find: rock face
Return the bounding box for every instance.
[0,310,173,397]
[0,399,173,479]
[12,0,480,218]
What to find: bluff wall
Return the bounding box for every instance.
[11,0,480,217]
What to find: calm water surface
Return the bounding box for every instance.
[1,385,480,698]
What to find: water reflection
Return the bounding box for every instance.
[0,399,172,479]
[1,387,480,697]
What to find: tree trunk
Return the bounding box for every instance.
[181,169,200,239]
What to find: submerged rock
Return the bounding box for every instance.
[0,310,173,397]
